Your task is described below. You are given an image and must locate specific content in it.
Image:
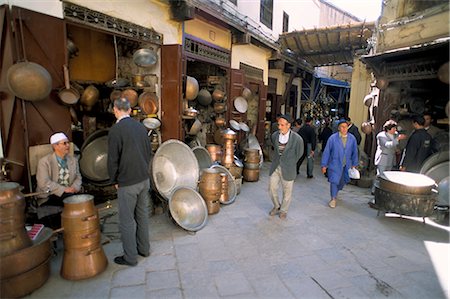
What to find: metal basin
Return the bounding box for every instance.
[169,187,208,232]
[152,140,199,201]
[79,130,110,184]
[192,146,212,173]
[379,171,436,195]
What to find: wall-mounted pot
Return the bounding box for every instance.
[7,61,52,101]
[197,89,212,106]
[215,116,225,127]
[214,102,226,113]
[58,64,80,105]
[212,89,225,102]
[133,48,158,67]
[80,85,99,111]
[186,76,199,100]
[121,89,138,107]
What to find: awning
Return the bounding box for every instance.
[317,75,350,88]
[361,38,449,81]
[278,22,375,67]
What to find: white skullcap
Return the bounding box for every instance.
[50,132,68,144]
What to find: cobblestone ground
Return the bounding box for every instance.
[26,161,449,299]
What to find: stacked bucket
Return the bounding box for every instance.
[243,148,260,182]
[0,182,52,298]
[198,168,222,214]
[60,194,108,280]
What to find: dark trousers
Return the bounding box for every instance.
[296,143,313,177]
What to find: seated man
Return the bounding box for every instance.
[36,132,82,207]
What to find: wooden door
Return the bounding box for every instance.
[228,69,245,122]
[161,44,183,141]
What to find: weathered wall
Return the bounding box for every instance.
[231,44,271,85]
[185,18,231,50]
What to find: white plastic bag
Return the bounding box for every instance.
[348,167,360,180]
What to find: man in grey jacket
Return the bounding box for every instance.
[269,114,304,219]
[371,120,406,196]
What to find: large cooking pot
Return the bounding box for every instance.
[374,182,437,217]
[133,48,158,67]
[198,168,222,203]
[6,61,52,101]
[63,228,101,249]
[79,130,110,184]
[0,228,33,257]
[80,85,100,110]
[138,91,159,114]
[0,227,52,280]
[62,194,96,219]
[60,245,108,280]
[186,76,199,100]
[379,171,436,195]
[169,187,208,232]
[0,256,50,298]
[152,140,199,201]
[196,89,212,106]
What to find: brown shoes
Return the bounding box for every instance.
[269,207,279,216]
[279,212,287,219]
[328,198,336,208]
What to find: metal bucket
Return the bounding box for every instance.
[198,168,222,203]
[244,148,260,163]
[243,168,259,182]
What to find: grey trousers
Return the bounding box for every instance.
[269,166,294,213]
[371,165,391,194]
[117,179,150,264]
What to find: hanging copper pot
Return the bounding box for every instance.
[121,89,138,107]
[58,65,80,105]
[81,85,100,110]
[212,89,225,102]
[109,90,122,102]
[138,91,159,114]
[214,102,226,113]
[186,76,199,100]
[196,89,212,106]
[215,116,225,127]
[361,122,373,134]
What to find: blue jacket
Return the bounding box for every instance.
[321,132,358,185]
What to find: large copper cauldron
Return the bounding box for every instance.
[0,182,32,256]
[379,171,436,195]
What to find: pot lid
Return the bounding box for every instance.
[239,122,250,132]
[229,120,241,131]
[380,171,436,188]
[234,96,248,113]
[222,128,236,136]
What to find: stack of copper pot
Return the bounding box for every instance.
[60,194,108,280]
[243,148,260,182]
[198,168,221,214]
[221,128,237,168]
[0,182,52,298]
[228,159,244,195]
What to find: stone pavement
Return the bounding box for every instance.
[26,161,449,299]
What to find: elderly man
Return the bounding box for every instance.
[36,132,82,206]
[268,114,304,219]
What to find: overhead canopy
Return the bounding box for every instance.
[278,22,375,67]
[317,75,350,88]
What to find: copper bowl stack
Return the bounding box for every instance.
[0,182,51,298]
[60,194,108,280]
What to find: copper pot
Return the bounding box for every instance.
[205,200,220,215]
[215,117,225,127]
[244,162,260,170]
[58,64,80,105]
[62,195,96,220]
[361,122,373,134]
[0,227,52,280]
[198,168,222,202]
[243,168,259,182]
[60,245,108,281]
[0,256,50,298]
[63,228,101,249]
[138,91,159,114]
[80,85,100,109]
[0,228,33,257]
[0,216,26,234]
[186,76,199,100]
[196,89,212,106]
[0,200,26,224]
[228,161,243,179]
[184,107,198,118]
[62,212,99,232]
[222,128,237,140]
[219,173,229,204]
[121,88,138,107]
[132,74,149,88]
[109,90,122,102]
[244,148,260,163]
[212,89,225,102]
[214,102,226,113]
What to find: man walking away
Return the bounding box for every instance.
[297,116,316,178]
